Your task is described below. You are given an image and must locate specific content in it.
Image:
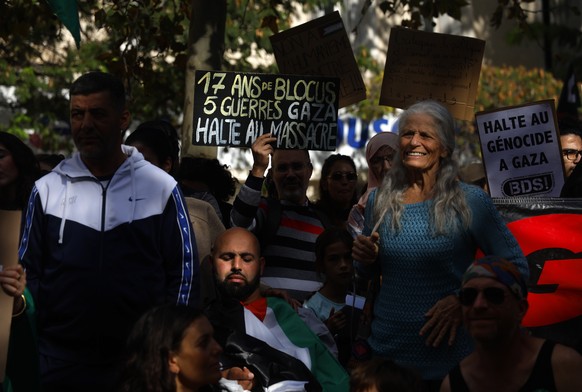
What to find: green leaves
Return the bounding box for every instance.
[1,0,576,156]
[376,0,469,29]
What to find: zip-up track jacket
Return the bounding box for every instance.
[18,145,200,365]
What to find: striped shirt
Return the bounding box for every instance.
[231,174,325,301]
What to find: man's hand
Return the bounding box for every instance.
[261,286,301,310]
[0,264,26,297]
[0,264,27,315]
[419,294,462,347]
[325,308,347,335]
[222,366,255,390]
[251,133,277,178]
[352,232,380,265]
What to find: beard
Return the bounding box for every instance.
[277,177,306,204]
[216,272,261,302]
[280,188,303,204]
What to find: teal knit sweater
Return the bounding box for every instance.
[364,183,528,380]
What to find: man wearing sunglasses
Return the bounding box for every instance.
[441,256,582,392]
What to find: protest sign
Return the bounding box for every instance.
[192,70,340,151]
[270,11,366,108]
[0,210,21,381]
[380,27,485,121]
[476,100,565,197]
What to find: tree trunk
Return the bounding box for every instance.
[181,0,227,159]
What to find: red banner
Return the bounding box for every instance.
[494,197,582,350]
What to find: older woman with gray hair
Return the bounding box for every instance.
[352,100,529,389]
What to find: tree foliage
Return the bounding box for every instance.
[376,0,469,28]
[490,0,582,76]
[1,0,193,151]
[1,0,300,152]
[0,0,576,154]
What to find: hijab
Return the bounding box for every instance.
[357,132,399,208]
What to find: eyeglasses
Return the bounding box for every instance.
[458,287,506,306]
[370,154,395,165]
[562,149,582,162]
[329,171,357,182]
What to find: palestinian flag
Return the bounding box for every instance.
[206,296,349,392]
[493,197,582,351]
[46,0,81,48]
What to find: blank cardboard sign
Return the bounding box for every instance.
[270,11,366,109]
[380,27,485,121]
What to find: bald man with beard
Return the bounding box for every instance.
[207,227,349,392]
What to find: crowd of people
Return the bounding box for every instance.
[1,70,582,392]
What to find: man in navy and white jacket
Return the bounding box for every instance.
[18,71,200,391]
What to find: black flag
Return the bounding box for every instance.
[557,64,581,120]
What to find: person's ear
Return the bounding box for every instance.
[439,145,449,159]
[161,157,173,174]
[168,352,180,375]
[120,109,131,131]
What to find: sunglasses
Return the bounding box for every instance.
[329,171,357,182]
[458,287,506,306]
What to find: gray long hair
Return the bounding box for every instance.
[373,100,471,235]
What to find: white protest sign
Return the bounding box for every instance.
[475,100,565,197]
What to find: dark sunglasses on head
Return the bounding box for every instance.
[329,171,357,182]
[459,287,506,306]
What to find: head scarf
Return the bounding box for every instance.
[462,255,528,300]
[357,132,399,208]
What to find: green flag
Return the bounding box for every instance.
[46,0,81,48]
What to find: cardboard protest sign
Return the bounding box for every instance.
[476,100,565,197]
[380,27,485,121]
[0,210,21,381]
[270,11,366,108]
[192,70,340,151]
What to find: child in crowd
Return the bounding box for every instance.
[304,227,361,366]
[350,357,422,392]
